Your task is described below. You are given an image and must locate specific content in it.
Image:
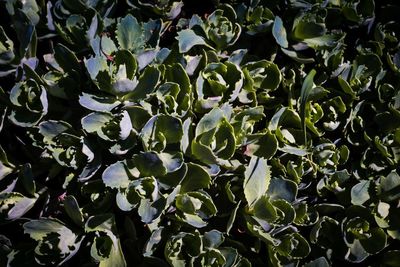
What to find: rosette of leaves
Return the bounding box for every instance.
[265,106,306,155]
[2,0,400,266]
[175,190,217,228]
[84,15,163,101]
[42,44,82,99]
[21,218,83,266]
[151,63,192,117]
[114,14,161,54]
[2,0,39,75]
[126,0,183,20]
[290,4,345,50]
[375,172,400,240]
[241,2,275,35]
[51,0,114,19]
[203,5,241,51]
[85,214,126,267]
[50,0,115,50]
[12,210,126,267]
[8,78,48,127]
[164,230,250,266]
[341,206,387,263]
[101,151,184,224]
[0,151,38,222]
[85,49,138,96]
[239,156,313,264]
[340,0,375,24]
[191,107,236,165]
[101,149,214,226]
[338,52,382,100]
[195,61,244,112]
[37,120,101,181]
[230,106,268,149]
[312,140,349,175]
[244,60,281,90]
[52,10,95,50]
[246,214,312,265]
[177,4,241,53]
[81,110,135,155]
[139,113,183,152]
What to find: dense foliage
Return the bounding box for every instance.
[1,0,400,266]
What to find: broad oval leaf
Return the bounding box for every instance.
[243,156,271,207]
[272,16,288,48]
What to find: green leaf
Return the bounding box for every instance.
[351,180,370,205]
[85,55,108,81]
[0,161,13,181]
[54,43,80,71]
[246,222,280,246]
[176,29,211,53]
[338,76,357,99]
[102,161,131,189]
[115,50,137,79]
[63,195,84,227]
[267,177,297,202]
[13,10,36,56]
[299,69,316,144]
[272,16,288,48]
[123,65,160,101]
[24,218,81,265]
[378,171,400,202]
[304,257,330,267]
[253,196,277,222]
[133,152,183,177]
[79,93,121,112]
[140,114,183,151]
[245,132,278,159]
[0,26,15,64]
[86,214,126,267]
[180,163,211,193]
[281,48,315,63]
[117,14,144,51]
[138,197,166,224]
[125,106,151,130]
[243,156,271,207]
[294,21,326,40]
[0,192,37,221]
[346,240,369,263]
[279,145,309,156]
[226,201,241,234]
[195,107,225,136]
[81,112,113,139]
[39,120,72,143]
[360,228,387,254]
[191,140,218,165]
[18,163,35,197]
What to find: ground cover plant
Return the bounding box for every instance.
[0,0,400,266]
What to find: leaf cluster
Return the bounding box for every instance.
[1,0,400,266]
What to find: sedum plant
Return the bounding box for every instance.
[0,0,400,266]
